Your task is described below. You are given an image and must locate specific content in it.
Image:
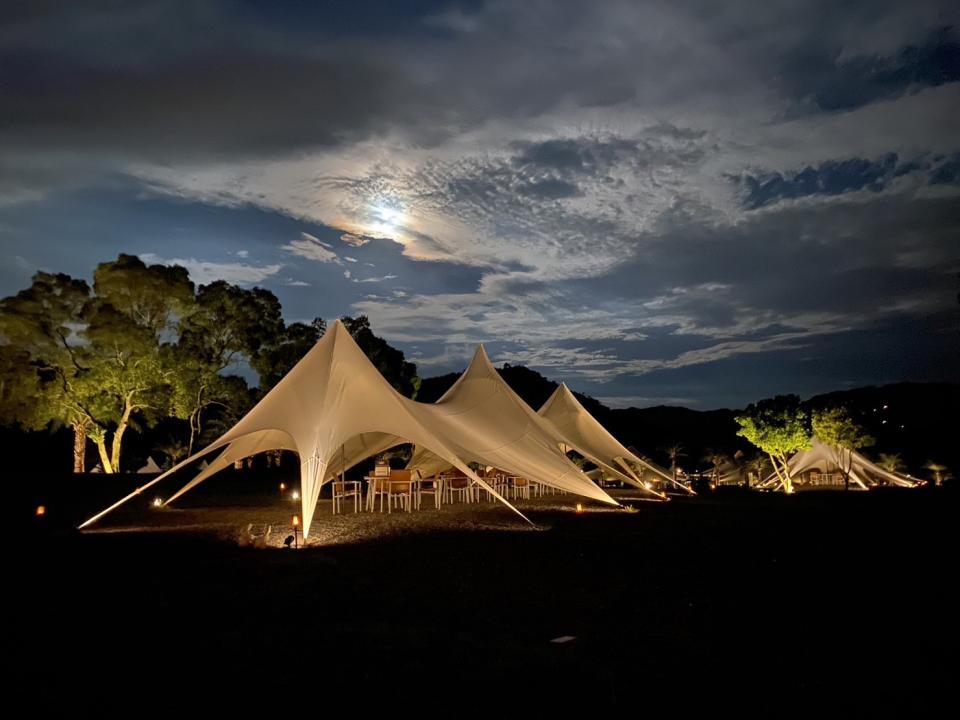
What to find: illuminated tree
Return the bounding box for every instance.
[705,450,728,485]
[877,453,905,474]
[0,272,94,472]
[664,443,686,486]
[736,395,809,494]
[812,406,874,491]
[82,256,194,472]
[925,462,949,487]
[173,281,282,454]
[251,317,325,393]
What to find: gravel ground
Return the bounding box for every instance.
[84,490,639,546]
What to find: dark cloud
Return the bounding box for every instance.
[782,26,960,114]
[929,152,960,185]
[733,154,901,209]
[0,49,419,161]
[573,190,960,323]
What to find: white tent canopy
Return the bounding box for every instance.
[537,383,691,496]
[406,347,620,505]
[136,456,161,474]
[81,321,617,536]
[761,438,919,490]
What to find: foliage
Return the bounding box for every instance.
[812,406,874,453]
[171,281,284,453]
[251,317,325,393]
[812,406,874,490]
[0,257,423,473]
[877,453,905,474]
[736,395,810,493]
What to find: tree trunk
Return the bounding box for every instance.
[110,397,134,473]
[770,453,793,494]
[94,434,114,474]
[72,419,87,473]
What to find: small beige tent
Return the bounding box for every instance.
[81,321,617,536]
[537,383,691,496]
[136,456,161,474]
[760,438,919,491]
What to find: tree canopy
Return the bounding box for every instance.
[812,406,874,490]
[735,395,810,493]
[0,256,422,474]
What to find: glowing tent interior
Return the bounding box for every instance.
[759,438,919,491]
[80,320,618,536]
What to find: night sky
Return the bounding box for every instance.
[2,1,958,408]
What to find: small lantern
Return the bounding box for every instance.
[152,497,163,508]
[279,482,287,492]
[291,514,300,527]
[36,505,46,517]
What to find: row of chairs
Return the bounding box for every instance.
[331,466,565,514]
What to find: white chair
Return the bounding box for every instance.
[332,480,362,514]
[445,474,471,504]
[416,472,442,510]
[385,469,414,513]
[510,475,532,500]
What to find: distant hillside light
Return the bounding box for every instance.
[279,482,286,493]
[292,490,300,500]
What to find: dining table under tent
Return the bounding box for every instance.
[80,320,618,536]
[758,438,920,491]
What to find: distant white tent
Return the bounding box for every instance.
[760,438,919,491]
[537,383,689,497]
[136,456,161,474]
[405,348,621,505]
[80,321,617,536]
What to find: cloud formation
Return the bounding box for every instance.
[140,253,282,286]
[2,1,958,407]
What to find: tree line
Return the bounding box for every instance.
[0,254,418,474]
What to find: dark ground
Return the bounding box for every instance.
[9,485,956,717]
